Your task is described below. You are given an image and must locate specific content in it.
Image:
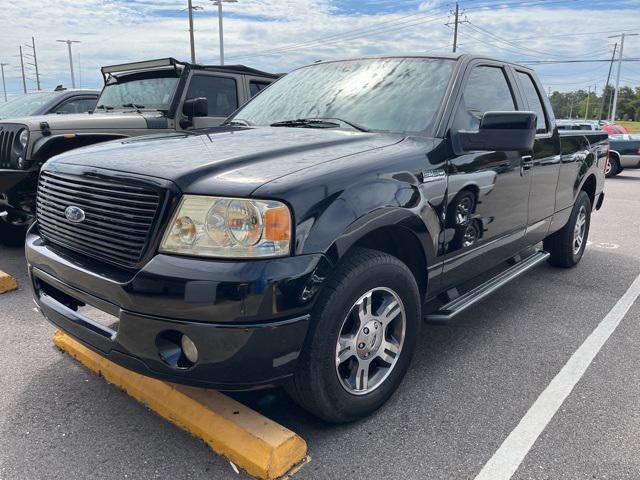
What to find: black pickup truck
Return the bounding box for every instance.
[26,54,607,423]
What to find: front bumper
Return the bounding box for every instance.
[27,226,330,390]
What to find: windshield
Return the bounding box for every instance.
[230,58,455,134]
[0,92,59,118]
[96,73,179,110]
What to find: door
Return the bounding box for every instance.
[184,73,241,128]
[442,63,532,286]
[513,70,562,245]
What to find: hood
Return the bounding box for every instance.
[4,111,155,133]
[48,127,403,196]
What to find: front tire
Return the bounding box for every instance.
[543,191,591,268]
[286,248,421,423]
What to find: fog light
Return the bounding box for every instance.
[181,334,198,363]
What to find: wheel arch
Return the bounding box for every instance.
[580,173,597,208]
[326,209,435,301]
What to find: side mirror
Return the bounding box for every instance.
[182,97,209,118]
[457,111,537,152]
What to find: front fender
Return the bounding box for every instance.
[32,133,129,162]
[294,174,439,268]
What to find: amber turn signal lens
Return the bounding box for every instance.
[264,206,290,241]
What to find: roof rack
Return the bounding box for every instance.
[101,57,280,80]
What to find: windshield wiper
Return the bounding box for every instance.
[270,117,369,132]
[122,103,146,109]
[95,104,114,111]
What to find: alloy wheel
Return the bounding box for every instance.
[335,287,406,395]
[573,205,587,254]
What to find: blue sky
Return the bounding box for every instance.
[0,0,639,98]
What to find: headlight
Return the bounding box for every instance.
[18,129,29,150]
[160,195,291,258]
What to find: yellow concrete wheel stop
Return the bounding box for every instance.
[53,330,308,479]
[0,271,18,294]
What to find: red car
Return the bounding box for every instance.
[602,123,629,135]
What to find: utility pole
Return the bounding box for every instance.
[568,94,574,119]
[187,0,197,63]
[608,32,639,122]
[211,0,238,65]
[453,2,459,53]
[23,37,42,90]
[56,39,80,88]
[0,63,8,102]
[18,46,27,93]
[598,42,617,122]
[584,84,595,121]
[445,2,467,53]
[31,37,41,90]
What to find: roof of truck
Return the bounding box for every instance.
[309,53,534,70]
[101,57,280,79]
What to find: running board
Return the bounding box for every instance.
[425,250,550,323]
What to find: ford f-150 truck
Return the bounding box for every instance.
[26,54,607,423]
[0,58,278,245]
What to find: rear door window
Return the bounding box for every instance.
[186,75,239,117]
[516,71,548,133]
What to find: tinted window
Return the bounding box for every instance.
[249,81,270,97]
[516,71,548,133]
[454,66,515,130]
[231,58,455,133]
[53,97,97,114]
[186,75,238,117]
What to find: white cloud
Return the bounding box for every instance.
[0,0,638,97]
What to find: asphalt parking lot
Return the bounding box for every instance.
[1,170,639,480]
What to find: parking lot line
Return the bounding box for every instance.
[53,330,308,480]
[0,271,18,294]
[474,272,640,480]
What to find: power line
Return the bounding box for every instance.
[519,58,640,64]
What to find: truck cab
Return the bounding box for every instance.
[0,57,279,245]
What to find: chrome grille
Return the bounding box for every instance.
[36,170,162,268]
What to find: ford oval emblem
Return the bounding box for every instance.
[64,206,85,223]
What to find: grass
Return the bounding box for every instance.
[618,121,640,133]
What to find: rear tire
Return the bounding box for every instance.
[0,217,28,247]
[605,155,620,178]
[543,191,591,268]
[286,248,421,423]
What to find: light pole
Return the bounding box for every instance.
[0,63,7,102]
[210,0,238,65]
[56,39,80,88]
